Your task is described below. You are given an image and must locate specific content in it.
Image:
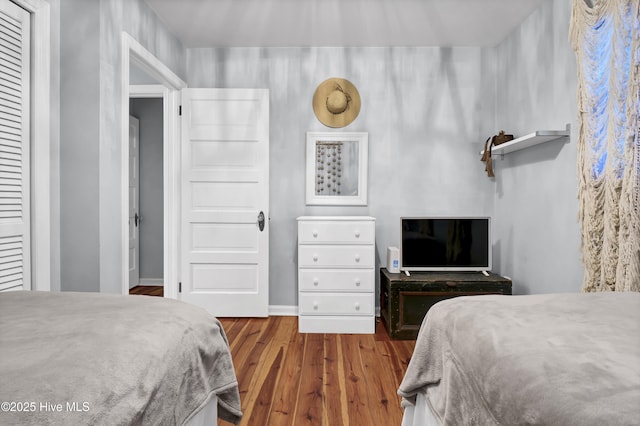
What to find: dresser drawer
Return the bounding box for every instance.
[299,269,374,292]
[298,245,374,268]
[298,293,374,316]
[298,220,375,244]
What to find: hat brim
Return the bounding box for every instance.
[312,78,361,128]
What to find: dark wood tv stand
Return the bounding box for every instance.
[380,268,512,340]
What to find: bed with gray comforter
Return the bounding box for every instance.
[0,291,242,425]
[398,292,640,425]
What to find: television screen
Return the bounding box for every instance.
[400,217,491,271]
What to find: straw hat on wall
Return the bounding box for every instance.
[312,77,361,128]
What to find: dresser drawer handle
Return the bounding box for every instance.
[354,230,361,238]
[313,302,319,310]
[312,230,318,238]
[355,278,361,286]
[354,302,360,311]
[354,254,360,263]
[313,254,318,262]
[313,278,319,286]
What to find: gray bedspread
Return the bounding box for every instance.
[398,292,640,425]
[0,291,242,425]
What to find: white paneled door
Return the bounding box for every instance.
[128,116,140,288]
[180,89,269,317]
[0,0,30,292]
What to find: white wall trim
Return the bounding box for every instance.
[268,305,299,316]
[129,84,165,98]
[14,0,51,292]
[121,32,186,300]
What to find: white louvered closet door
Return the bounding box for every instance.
[0,0,30,292]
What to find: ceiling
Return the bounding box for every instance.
[143,0,547,48]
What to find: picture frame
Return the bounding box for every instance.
[305,131,368,206]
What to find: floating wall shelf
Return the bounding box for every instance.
[480,124,571,157]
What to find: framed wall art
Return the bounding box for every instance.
[305,132,368,206]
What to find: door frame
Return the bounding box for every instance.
[120,32,186,299]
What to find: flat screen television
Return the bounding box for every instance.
[400,217,491,272]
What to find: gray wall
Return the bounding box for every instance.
[491,0,583,294]
[188,47,498,307]
[56,0,582,302]
[129,99,164,282]
[187,0,582,306]
[60,0,100,292]
[59,0,185,292]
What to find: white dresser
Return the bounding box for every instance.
[297,216,376,334]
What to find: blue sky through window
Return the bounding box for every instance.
[587,12,631,180]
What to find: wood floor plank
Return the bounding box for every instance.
[340,333,376,426]
[322,334,349,426]
[221,318,250,347]
[230,319,272,411]
[243,317,294,425]
[294,333,325,425]
[129,285,163,297]
[244,346,284,425]
[259,317,298,425]
[267,324,306,426]
[358,333,402,422]
[377,340,406,386]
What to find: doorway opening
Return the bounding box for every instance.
[129,95,164,297]
[120,33,186,299]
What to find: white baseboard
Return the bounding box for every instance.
[268,305,298,316]
[139,278,164,286]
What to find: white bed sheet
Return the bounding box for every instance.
[185,395,218,426]
[401,391,441,426]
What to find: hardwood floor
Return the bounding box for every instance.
[218,316,416,426]
[129,285,163,297]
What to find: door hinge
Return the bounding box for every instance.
[179,105,182,116]
[178,282,182,293]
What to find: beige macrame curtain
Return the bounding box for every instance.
[570,0,640,292]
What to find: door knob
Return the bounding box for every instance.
[134,213,139,227]
[257,211,265,231]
